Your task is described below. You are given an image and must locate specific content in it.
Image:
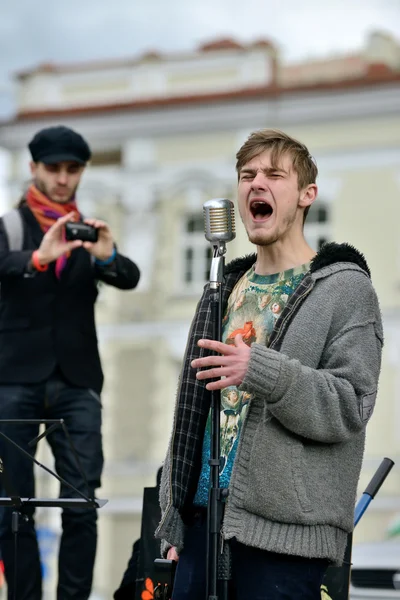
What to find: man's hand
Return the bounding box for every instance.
[167,546,179,562]
[191,334,251,391]
[82,218,115,262]
[36,213,82,265]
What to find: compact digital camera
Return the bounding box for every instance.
[65,221,98,243]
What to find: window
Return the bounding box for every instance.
[181,214,212,288]
[304,201,331,251]
[90,149,122,167]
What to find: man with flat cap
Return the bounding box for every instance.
[0,125,140,599]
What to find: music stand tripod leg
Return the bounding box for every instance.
[11,509,28,600]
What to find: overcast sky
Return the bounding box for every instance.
[0,0,399,118]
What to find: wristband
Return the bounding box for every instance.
[94,247,117,266]
[31,250,48,272]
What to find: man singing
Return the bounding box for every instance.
[156,129,383,599]
[0,125,140,600]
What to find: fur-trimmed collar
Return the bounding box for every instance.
[225,242,371,278]
[225,253,256,275]
[310,242,370,277]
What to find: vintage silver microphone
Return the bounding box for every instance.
[203,198,236,599]
[203,198,236,289]
[203,198,236,244]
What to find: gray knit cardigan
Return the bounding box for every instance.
[155,243,384,564]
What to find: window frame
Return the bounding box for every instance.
[178,212,212,293]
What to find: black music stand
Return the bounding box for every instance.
[0,418,108,600]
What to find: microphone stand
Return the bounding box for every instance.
[206,241,231,600]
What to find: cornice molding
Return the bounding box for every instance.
[0,84,399,150]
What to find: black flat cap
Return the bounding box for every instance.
[28,125,91,165]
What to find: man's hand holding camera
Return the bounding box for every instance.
[35,213,82,266]
[81,217,115,262]
[35,213,115,266]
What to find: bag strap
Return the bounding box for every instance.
[2,209,24,251]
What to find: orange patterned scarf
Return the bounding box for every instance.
[25,184,81,278]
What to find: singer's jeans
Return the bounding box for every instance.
[172,511,329,600]
[0,373,104,600]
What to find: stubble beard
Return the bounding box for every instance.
[244,202,299,247]
[247,230,280,246]
[35,178,76,204]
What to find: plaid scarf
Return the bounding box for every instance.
[25,184,80,278]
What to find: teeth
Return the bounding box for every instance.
[251,201,271,210]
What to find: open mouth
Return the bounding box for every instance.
[250,200,273,221]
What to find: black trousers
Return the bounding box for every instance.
[172,511,329,600]
[0,373,104,600]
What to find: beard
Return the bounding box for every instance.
[242,199,300,247]
[247,229,281,246]
[35,177,77,204]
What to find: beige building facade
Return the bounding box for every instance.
[0,30,399,599]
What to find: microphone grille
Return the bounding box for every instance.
[209,207,235,235]
[203,198,236,242]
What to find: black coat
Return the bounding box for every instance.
[0,204,140,394]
